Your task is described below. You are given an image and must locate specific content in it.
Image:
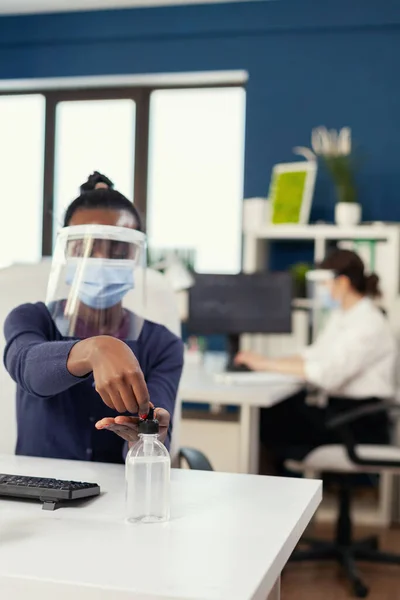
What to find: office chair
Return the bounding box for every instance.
[286,401,400,598]
[179,447,213,470]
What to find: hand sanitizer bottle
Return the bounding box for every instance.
[125,408,170,523]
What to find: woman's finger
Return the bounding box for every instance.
[128,371,150,417]
[117,381,140,414]
[234,352,245,364]
[114,416,140,426]
[95,417,116,429]
[153,408,170,427]
[107,384,127,413]
[96,387,116,411]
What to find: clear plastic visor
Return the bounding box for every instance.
[46,224,147,340]
[306,269,337,307]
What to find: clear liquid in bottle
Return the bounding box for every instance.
[125,409,170,524]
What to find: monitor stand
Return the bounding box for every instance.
[227,334,239,367]
[225,335,252,372]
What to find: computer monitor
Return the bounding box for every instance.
[187,272,292,364]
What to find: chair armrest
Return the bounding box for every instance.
[326,401,400,431]
[179,447,214,471]
[326,401,400,469]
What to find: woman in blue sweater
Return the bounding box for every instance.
[3,177,183,463]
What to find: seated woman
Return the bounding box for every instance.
[235,249,397,471]
[4,179,183,463]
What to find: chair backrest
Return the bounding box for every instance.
[0,261,182,457]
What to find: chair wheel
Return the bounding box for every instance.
[353,580,369,598]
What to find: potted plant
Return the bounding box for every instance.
[294,126,362,226]
[290,262,312,298]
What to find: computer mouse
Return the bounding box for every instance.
[227,362,253,373]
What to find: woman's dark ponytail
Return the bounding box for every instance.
[320,249,381,299]
[365,273,381,298]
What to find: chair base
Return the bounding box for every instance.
[291,535,400,598]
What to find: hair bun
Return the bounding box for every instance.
[80,171,114,194]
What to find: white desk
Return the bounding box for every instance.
[179,364,302,474]
[0,455,321,600]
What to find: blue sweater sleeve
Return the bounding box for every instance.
[3,303,87,398]
[144,326,184,447]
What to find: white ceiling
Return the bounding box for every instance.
[0,0,256,16]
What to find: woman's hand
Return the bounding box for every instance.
[67,335,150,416]
[236,352,306,378]
[234,351,270,372]
[95,407,170,445]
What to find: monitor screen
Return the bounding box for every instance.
[187,273,292,336]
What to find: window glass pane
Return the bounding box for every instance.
[0,94,45,267]
[53,99,136,238]
[147,87,246,273]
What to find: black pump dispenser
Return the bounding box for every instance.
[138,406,159,435]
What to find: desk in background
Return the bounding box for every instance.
[179,363,302,474]
[0,454,321,600]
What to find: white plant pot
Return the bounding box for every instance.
[335,202,362,227]
[243,198,270,231]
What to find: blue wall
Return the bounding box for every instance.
[1,0,400,224]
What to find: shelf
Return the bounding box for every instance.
[292,298,312,309]
[244,223,400,241]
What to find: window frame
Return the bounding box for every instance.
[0,82,245,259]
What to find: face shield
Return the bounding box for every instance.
[46,225,147,340]
[307,269,336,308]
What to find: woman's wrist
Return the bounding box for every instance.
[67,338,97,377]
[261,358,273,371]
[69,335,124,376]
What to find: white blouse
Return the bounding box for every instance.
[302,298,397,399]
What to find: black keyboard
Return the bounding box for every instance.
[0,473,100,511]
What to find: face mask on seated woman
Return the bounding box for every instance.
[318,285,341,310]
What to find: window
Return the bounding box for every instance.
[147,87,246,273]
[0,94,45,267]
[0,82,246,272]
[53,99,136,238]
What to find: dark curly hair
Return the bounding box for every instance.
[63,172,143,231]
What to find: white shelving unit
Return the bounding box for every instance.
[242,222,400,526]
[243,223,400,310]
[243,224,400,358]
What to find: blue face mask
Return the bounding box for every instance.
[319,286,340,310]
[65,259,135,309]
